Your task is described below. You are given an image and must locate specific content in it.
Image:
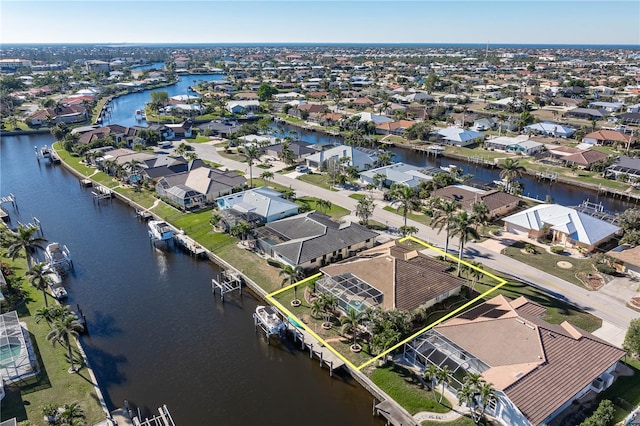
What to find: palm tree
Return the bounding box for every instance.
[431,198,459,255]
[229,221,251,241]
[355,196,375,226]
[449,211,480,276]
[465,260,484,293]
[242,144,261,188]
[376,150,394,167]
[457,382,478,421]
[471,201,489,233]
[423,364,440,400]
[373,173,387,189]
[280,187,295,201]
[340,308,364,349]
[435,365,452,403]
[260,171,274,184]
[35,305,67,328]
[389,184,420,227]
[315,199,332,213]
[46,313,84,373]
[279,264,303,288]
[498,158,526,194]
[57,402,85,426]
[477,381,497,421]
[399,225,419,237]
[5,224,48,270]
[27,262,54,307]
[310,297,325,319]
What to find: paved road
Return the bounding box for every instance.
[187,141,639,344]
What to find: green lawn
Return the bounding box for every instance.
[114,187,157,208]
[296,196,350,219]
[185,135,211,143]
[53,145,94,177]
[297,172,336,191]
[421,416,479,426]
[0,259,105,425]
[501,241,594,288]
[349,193,367,201]
[369,364,451,415]
[600,359,640,423]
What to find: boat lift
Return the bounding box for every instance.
[211,270,242,302]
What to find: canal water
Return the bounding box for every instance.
[0,134,382,425]
[271,123,636,213]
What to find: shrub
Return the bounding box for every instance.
[596,264,616,275]
[550,246,564,254]
[523,243,538,254]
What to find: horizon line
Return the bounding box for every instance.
[2,42,639,46]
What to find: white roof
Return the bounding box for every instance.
[503,204,620,245]
[437,126,485,142]
[353,112,393,125]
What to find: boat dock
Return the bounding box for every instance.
[286,320,345,376]
[535,170,558,182]
[174,232,206,257]
[211,270,242,301]
[136,209,153,221]
[79,178,93,188]
[17,216,43,236]
[92,185,114,201]
[108,404,176,426]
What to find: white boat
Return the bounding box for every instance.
[40,145,52,159]
[44,264,63,285]
[148,220,174,242]
[255,306,286,336]
[135,109,143,120]
[44,242,73,271]
[440,164,459,173]
[50,284,68,300]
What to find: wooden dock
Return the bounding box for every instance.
[174,232,206,257]
[287,321,345,376]
[79,178,93,188]
[92,185,114,201]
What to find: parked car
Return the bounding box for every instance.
[295,165,310,173]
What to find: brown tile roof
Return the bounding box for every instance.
[322,240,464,311]
[433,186,520,216]
[563,150,608,166]
[375,120,415,131]
[435,295,626,426]
[607,245,640,267]
[585,129,635,144]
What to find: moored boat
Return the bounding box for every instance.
[255,305,286,336]
[148,220,174,242]
[45,242,73,271]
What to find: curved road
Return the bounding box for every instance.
[187,141,638,345]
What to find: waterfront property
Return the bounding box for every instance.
[215,186,299,224]
[403,295,626,426]
[483,135,543,156]
[433,185,521,220]
[316,240,465,314]
[0,311,39,384]
[607,244,640,278]
[359,162,436,188]
[605,156,640,181]
[253,211,378,269]
[305,145,379,172]
[502,204,621,252]
[436,126,485,147]
[523,122,576,138]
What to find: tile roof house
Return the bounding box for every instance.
[265,140,317,161]
[360,163,435,188]
[305,145,378,172]
[156,167,245,209]
[436,127,485,147]
[405,295,626,426]
[375,120,415,136]
[317,240,465,313]
[607,245,640,278]
[254,211,378,269]
[605,156,640,180]
[433,185,521,220]
[503,204,620,252]
[562,150,609,169]
[583,129,636,148]
[215,187,299,223]
[26,104,88,126]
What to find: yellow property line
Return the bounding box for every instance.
[266,236,507,372]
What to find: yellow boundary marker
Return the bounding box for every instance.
[266,236,507,372]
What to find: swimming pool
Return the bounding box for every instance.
[0,339,22,368]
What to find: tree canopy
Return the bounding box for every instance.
[623,318,640,358]
[257,83,278,101]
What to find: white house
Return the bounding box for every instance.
[484,135,543,156]
[215,187,299,223]
[524,122,575,138]
[274,92,306,101]
[503,204,620,252]
[360,163,433,188]
[305,145,378,171]
[226,100,260,114]
[353,112,394,125]
[436,126,485,146]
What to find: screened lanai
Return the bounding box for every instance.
[316,272,383,315]
[403,329,489,390]
[0,311,38,383]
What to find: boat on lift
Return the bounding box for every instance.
[44,242,73,271]
[255,305,286,336]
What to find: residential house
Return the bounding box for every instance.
[503,204,620,252]
[317,240,465,313]
[436,127,485,147]
[26,104,88,126]
[360,163,435,188]
[433,185,521,220]
[562,150,609,169]
[617,112,640,125]
[606,156,640,181]
[197,120,241,138]
[254,211,378,269]
[392,92,434,104]
[353,112,394,125]
[607,245,640,278]
[305,145,378,171]
[165,120,193,140]
[404,295,626,426]
[564,108,607,120]
[85,60,110,72]
[226,100,260,114]
[274,92,306,101]
[265,140,317,161]
[484,135,543,156]
[142,157,206,182]
[626,103,640,113]
[234,92,259,101]
[588,101,624,113]
[546,145,584,160]
[473,117,497,131]
[524,122,575,138]
[215,187,299,223]
[583,130,636,148]
[375,120,415,136]
[148,123,175,141]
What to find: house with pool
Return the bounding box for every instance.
[0,310,39,387]
[316,240,465,314]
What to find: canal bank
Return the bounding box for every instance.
[3,133,384,425]
[51,143,417,425]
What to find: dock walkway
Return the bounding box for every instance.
[287,322,345,376]
[174,232,206,256]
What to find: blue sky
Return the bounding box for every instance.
[2,1,639,45]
